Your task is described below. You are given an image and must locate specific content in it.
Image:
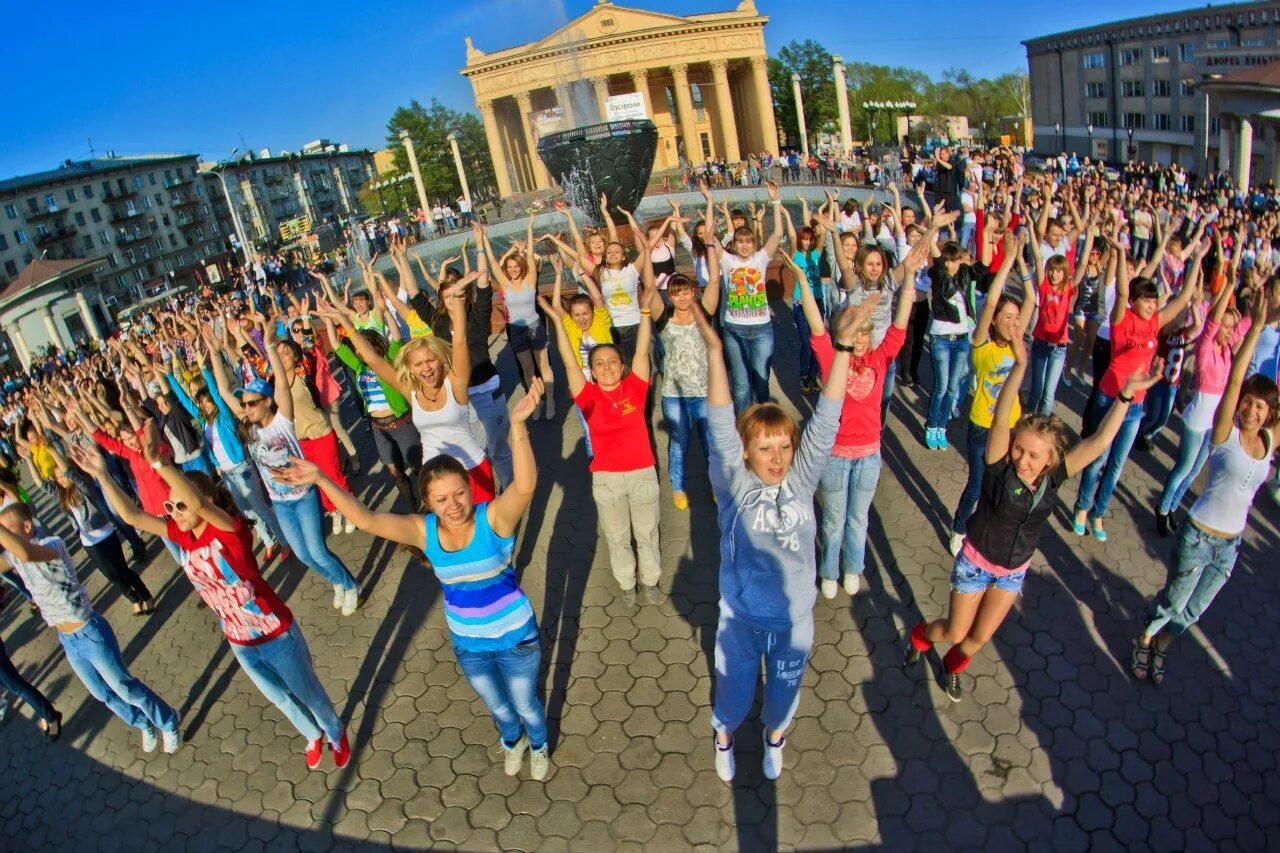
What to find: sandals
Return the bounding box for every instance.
[1131,638,1152,680]
[41,710,63,742]
[1149,648,1167,685]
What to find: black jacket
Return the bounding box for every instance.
[928,258,985,326]
[966,458,1068,569]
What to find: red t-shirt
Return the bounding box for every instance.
[1101,310,1159,402]
[93,428,174,517]
[575,373,656,473]
[1032,280,1076,345]
[167,517,292,646]
[812,325,906,456]
[985,212,1022,271]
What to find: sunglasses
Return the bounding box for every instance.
[163,499,190,516]
[242,396,267,407]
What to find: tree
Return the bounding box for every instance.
[379,99,497,214]
[843,62,929,145]
[768,39,837,149]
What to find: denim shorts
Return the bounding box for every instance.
[507,320,548,353]
[950,550,1027,594]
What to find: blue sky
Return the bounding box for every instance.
[3,0,1182,179]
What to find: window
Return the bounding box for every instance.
[125,249,136,264]
[132,175,144,189]
[66,188,77,203]
[1122,80,1145,97]
[169,234,178,248]
[74,212,86,226]
[99,230,110,245]
[3,204,15,220]
[1086,82,1107,98]
[1153,113,1172,130]
[43,194,57,211]
[1120,48,1141,65]
[1181,79,1196,95]
[134,269,145,284]
[1211,116,1221,134]
[1181,115,1196,132]
[0,235,6,251]
[15,229,27,244]
[1207,38,1229,49]
[1123,113,1147,129]
[162,214,171,227]
[1180,42,1196,61]
[1152,45,1170,62]
[142,197,152,210]
[163,169,172,181]
[82,235,94,252]
[1084,51,1105,68]
[3,261,14,277]
[91,208,102,223]
[83,184,93,199]
[1152,79,1171,97]
[148,173,158,186]
[155,193,163,206]
[1243,38,1265,47]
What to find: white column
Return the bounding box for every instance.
[478,100,514,198]
[1235,116,1253,188]
[671,64,702,163]
[1219,116,1232,174]
[791,73,809,157]
[515,93,550,190]
[6,324,31,370]
[554,84,576,128]
[39,305,64,350]
[331,163,353,215]
[290,163,314,223]
[449,133,472,210]
[710,60,741,161]
[630,69,654,119]
[399,129,432,218]
[832,55,853,153]
[75,291,101,340]
[592,77,610,124]
[751,57,780,156]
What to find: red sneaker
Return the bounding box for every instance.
[331,730,351,769]
[305,738,323,770]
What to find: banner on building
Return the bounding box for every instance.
[606,93,647,121]
[529,107,567,145]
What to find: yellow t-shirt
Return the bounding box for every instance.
[29,443,57,480]
[562,308,614,378]
[969,340,1020,429]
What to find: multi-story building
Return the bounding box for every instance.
[0,152,238,312]
[209,142,375,250]
[1025,2,1280,177]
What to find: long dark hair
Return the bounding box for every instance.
[185,471,248,524]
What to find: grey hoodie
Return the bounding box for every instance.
[707,395,841,631]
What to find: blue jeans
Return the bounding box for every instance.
[1139,380,1178,442]
[959,221,976,253]
[927,335,971,430]
[952,421,990,535]
[180,453,214,476]
[791,303,819,383]
[881,359,898,430]
[575,406,594,459]
[0,635,56,724]
[222,463,285,549]
[722,322,774,413]
[469,384,514,490]
[274,490,357,591]
[818,453,882,580]
[59,612,177,734]
[661,395,710,492]
[1029,339,1068,415]
[1158,426,1213,514]
[712,612,813,735]
[1,570,32,602]
[1143,521,1240,637]
[455,638,548,750]
[1075,392,1145,519]
[230,621,343,743]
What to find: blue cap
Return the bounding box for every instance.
[234,378,273,399]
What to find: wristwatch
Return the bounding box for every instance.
[834,342,856,353]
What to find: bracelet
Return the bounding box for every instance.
[150,460,164,471]
[1118,392,1134,404]
[640,309,652,316]
[510,433,529,446]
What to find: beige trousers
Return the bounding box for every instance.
[591,468,661,590]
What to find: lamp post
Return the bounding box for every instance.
[1126,126,1135,161]
[981,120,988,148]
[1055,121,1062,153]
[212,147,253,265]
[1087,123,1094,158]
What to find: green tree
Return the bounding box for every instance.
[380,99,497,213]
[768,39,837,149]
[843,63,929,145]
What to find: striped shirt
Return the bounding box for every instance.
[356,368,391,415]
[423,504,536,651]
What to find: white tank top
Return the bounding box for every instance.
[411,381,486,469]
[1189,427,1272,536]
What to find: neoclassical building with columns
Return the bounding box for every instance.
[461,0,779,197]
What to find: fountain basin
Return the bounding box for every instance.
[537,119,658,227]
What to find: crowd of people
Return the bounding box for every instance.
[0,145,1275,792]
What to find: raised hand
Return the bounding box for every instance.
[1123,357,1166,396]
[271,456,323,486]
[510,377,545,424]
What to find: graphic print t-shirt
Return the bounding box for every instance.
[168,518,292,646]
[249,412,310,503]
[722,249,771,326]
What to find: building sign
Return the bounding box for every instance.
[530,107,567,144]
[278,216,311,241]
[606,92,647,121]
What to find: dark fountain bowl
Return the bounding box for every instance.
[537,119,658,227]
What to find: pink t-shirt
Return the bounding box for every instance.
[1195,317,1253,394]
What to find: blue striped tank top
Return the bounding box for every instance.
[423,504,537,651]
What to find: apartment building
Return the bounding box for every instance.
[1024,2,1280,175]
[209,142,375,250]
[0,153,238,310]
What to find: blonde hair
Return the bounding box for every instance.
[1012,414,1071,470]
[394,336,453,393]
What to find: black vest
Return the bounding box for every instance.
[966,457,1068,570]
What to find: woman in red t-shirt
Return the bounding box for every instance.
[546,233,660,599]
[73,431,353,773]
[1029,225,1097,415]
[1072,242,1201,541]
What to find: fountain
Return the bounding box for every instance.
[536,119,659,228]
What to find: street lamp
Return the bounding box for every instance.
[1126,125,1135,160]
[1054,121,1062,153]
[862,100,917,147]
[1087,123,1094,158]
[212,147,253,265]
[981,120,987,148]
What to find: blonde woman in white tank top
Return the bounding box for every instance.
[330,279,499,501]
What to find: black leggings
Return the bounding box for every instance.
[898,299,930,382]
[85,533,152,605]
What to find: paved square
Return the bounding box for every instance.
[1,320,1277,852]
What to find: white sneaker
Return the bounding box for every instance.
[949,532,965,557]
[343,516,356,534]
[714,736,735,782]
[333,584,344,609]
[141,726,158,754]
[843,574,861,596]
[820,579,838,600]
[330,513,342,536]
[341,587,360,616]
[763,734,785,780]
[530,746,551,781]
[162,728,183,754]
[503,734,530,776]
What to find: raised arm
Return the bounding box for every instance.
[1212,293,1269,446]
[971,233,1020,347]
[780,251,823,333]
[1111,247,1131,327]
[984,335,1029,465]
[486,380,542,537]
[67,440,168,538]
[762,181,784,257]
[1064,360,1164,475]
[599,193,619,246]
[257,311,293,421]
[544,299,587,399]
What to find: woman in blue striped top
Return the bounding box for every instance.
[274,373,551,780]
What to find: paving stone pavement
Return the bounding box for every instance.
[2,308,1279,852]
